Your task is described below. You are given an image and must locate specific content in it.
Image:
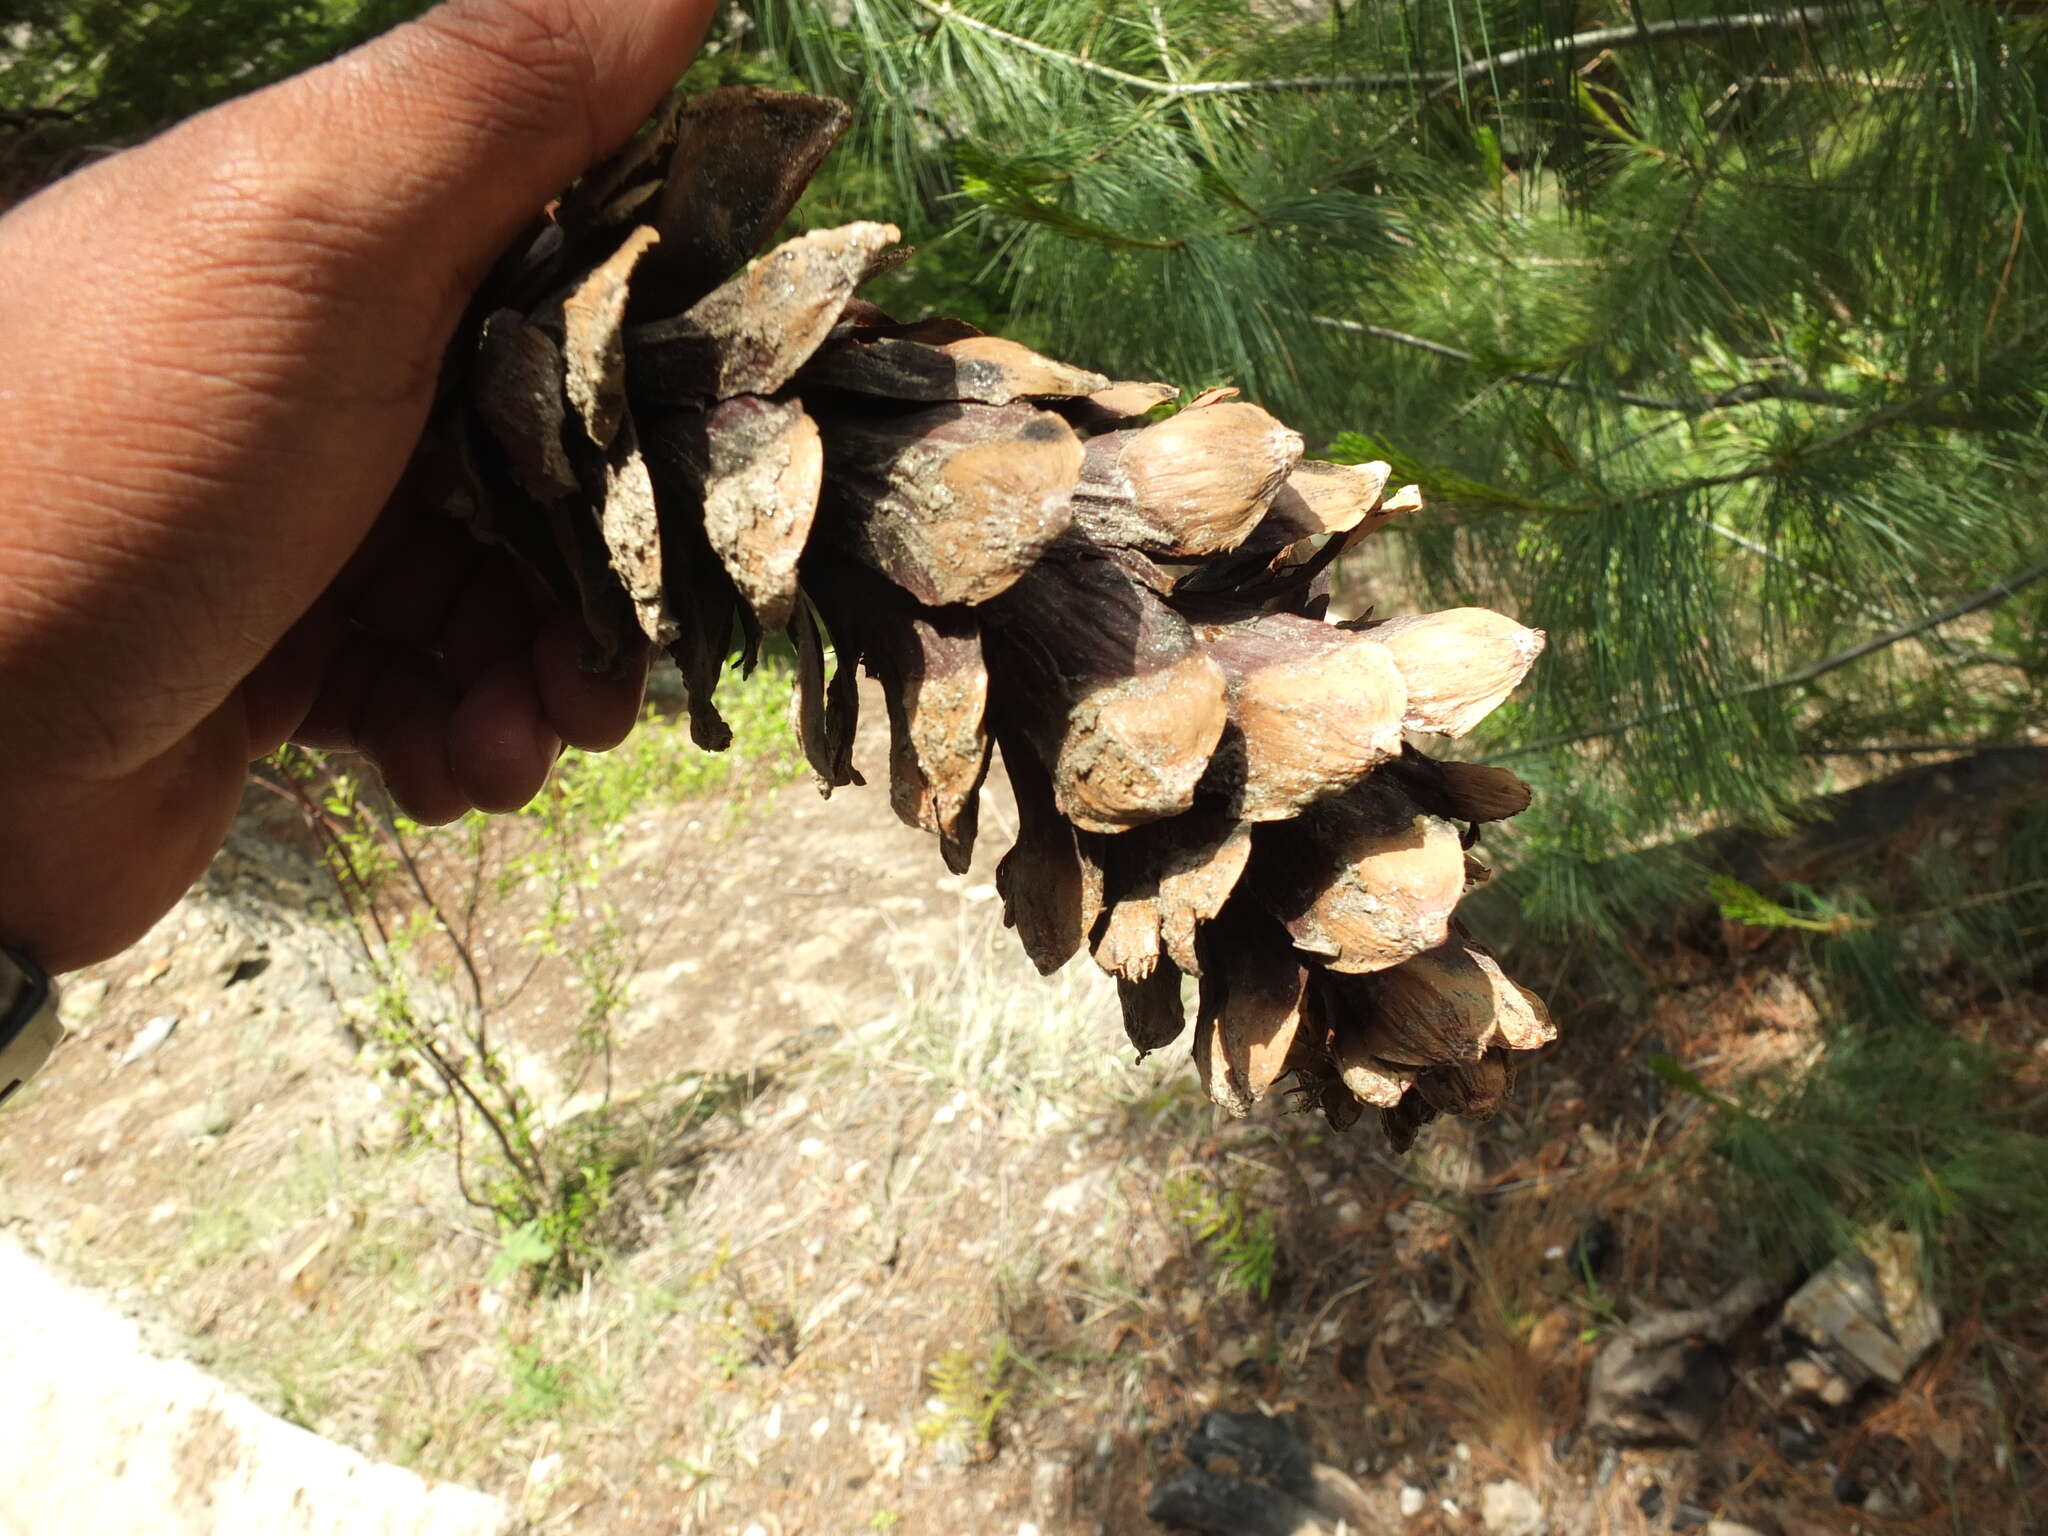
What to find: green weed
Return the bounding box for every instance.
[917,1338,1018,1453]
[502,1341,572,1423]
[1164,1170,1281,1301]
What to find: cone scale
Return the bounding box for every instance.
[432,86,1556,1147]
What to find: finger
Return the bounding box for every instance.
[533,611,650,752]
[296,0,723,296]
[351,517,487,649]
[293,639,380,751]
[440,555,547,690]
[358,665,471,825]
[448,658,562,813]
[240,598,345,761]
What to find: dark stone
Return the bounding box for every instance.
[1774,1416,1827,1463]
[1146,1466,1324,1536]
[1589,1339,1733,1446]
[1186,1411,1317,1505]
[1567,1219,1617,1281]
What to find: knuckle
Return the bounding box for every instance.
[415,0,605,162]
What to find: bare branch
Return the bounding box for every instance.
[1699,519,2022,670]
[1310,315,1860,415]
[1493,554,2048,761]
[907,2,1854,100]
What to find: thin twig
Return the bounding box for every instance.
[1886,879,2048,926]
[1734,878,2048,934]
[1799,741,2023,757]
[907,2,1852,99]
[273,754,548,1202]
[267,763,498,1208]
[1699,518,2022,669]
[1983,205,2027,347]
[1493,553,2048,760]
[380,821,530,1120]
[1289,1276,1377,1369]
[1311,314,1860,414]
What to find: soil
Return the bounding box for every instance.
[0,685,2041,1536]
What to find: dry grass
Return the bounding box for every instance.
[11,702,2043,1533]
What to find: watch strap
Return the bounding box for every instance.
[0,945,61,1109]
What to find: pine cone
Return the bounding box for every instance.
[430,86,1555,1150]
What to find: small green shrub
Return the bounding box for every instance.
[266,661,808,1294]
[917,1339,1017,1452]
[1164,1170,1280,1301]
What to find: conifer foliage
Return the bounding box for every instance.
[435,86,1556,1145]
[742,0,2048,938]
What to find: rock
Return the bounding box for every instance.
[0,1234,505,1535]
[1585,1275,1777,1446]
[1031,1452,1075,1524]
[1147,1466,1327,1536]
[1146,1411,1371,1536]
[1398,1485,1426,1517]
[1782,1355,1854,1406]
[1780,1229,1940,1391]
[199,1091,237,1138]
[116,1015,178,1068]
[169,1091,237,1142]
[1703,1523,1767,1536]
[201,930,271,987]
[1479,1479,1542,1535]
[56,978,109,1031]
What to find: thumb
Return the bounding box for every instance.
[0,0,719,782]
[232,0,723,298]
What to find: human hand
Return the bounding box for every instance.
[0,0,719,972]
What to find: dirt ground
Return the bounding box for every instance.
[1,683,2041,1536]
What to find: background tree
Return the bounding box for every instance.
[737,0,2048,1268]
[1,1,420,199]
[744,0,2048,938]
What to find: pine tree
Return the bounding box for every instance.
[737,0,2048,942]
[0,1,425,201]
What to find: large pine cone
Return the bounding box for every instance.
[426,86,1554,1151]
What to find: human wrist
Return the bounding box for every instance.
[0,706,250,973]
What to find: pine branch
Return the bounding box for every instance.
[1310,315,1860,414]
[905,2,1855,99]
[1594,344,2048,513]
[1493,554,2048,761]
[1700,519,2023,670]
